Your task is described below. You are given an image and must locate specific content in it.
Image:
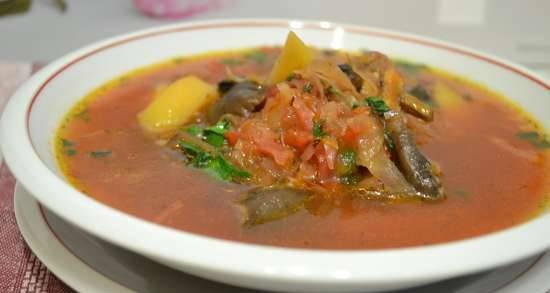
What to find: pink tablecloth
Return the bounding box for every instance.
[0,63,74,293]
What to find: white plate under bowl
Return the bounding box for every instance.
[2,19,549,293]
[14,184,550,293]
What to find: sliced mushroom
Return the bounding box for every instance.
[239,186,312,226]
[208,80,264,123]
[384,111,444,199]
[400,93,434,122]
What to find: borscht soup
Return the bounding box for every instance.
[55,32,550,249]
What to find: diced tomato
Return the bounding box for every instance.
[224,131,240,146]
[240,120,294,167]
[292,97,314,131]
[315,143,334,180]
[284,129,313,150]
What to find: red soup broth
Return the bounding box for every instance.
[56,48,550,249]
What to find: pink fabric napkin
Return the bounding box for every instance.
[0,63,74,293]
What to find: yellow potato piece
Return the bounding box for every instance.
[138,75,217,135]
[432,83,463,108]
[268,31,314,84]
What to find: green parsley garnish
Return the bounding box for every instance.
[339,173,359,185]
[220,58,242,66]
[203,119,231,148]
[61,138,74,147]
[384,130,396,151]
[74,107,90,122]
[89,150,112,158]
[245,50,267,64]
[65,149,77,156]
[326,86,342,96]
[303,82,313,93]
[339,150,356,168]
[286,73,296,81]
[365,97,390,115]
[186,125,203,137]
[312,121,326,138]
[177,140,250,181]
[516,131,550,149]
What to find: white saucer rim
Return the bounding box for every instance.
[14,182,137,293]
[13,182,550,293]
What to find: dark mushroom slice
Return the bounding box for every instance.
[337,63,363,92]
[239,186,312,227]
[207,80,265,123]
[400,93,434,122]
[384,111,444,199]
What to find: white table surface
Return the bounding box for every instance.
[0,0,549,77]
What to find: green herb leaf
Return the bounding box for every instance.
[220,58,242,66]
[245,50,267,63]
[207,156,250,180]
[516,131,539,140]
[312,121,326,138]
[203,119,230,148]
[205,132,225,148]
[303,82,313,93]
[75,107,90,122]
[339,150,356,167]
[186,125,204,137]
[351,102,359,109]
[61,138,75,147]
[178,141,203,155]
[394,61,428,74]
[286,73,296,81]
[327,86,342,96]
[384,130,396,151]
[365,97,390,115]
[89,150,112,158]
[191,151,213,168]
[339,173,359,185]
[65,149,77,156]
[516,131,550,149]
[178,139,250,182]
[454,189,469,197]
[204,119,230,135]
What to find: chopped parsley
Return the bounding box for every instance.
[394,60,428,74]
[339,173,359,185]
[339,150,356,168]
[454,189,469,198]
[303,82,313,93]
[177,140,250,181]
[365,97,390,115]
[186,125,203,137]
[89,150,112,158]
[245,50,267,63]
[516,131,550,149]
[220,58,242,66]
[184,120,231,148]
[60,138,77,156]
[384,130,396,151]
[61,138,74,147]
[286,73,296,81]
[203,119,231,148]
[326,86,342,96]
[74,107,90,122]
[312,121,326,138]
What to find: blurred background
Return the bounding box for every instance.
[0,0,549,77]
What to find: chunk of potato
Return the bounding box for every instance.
[138,75,217,135]
[268,31,314,84]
